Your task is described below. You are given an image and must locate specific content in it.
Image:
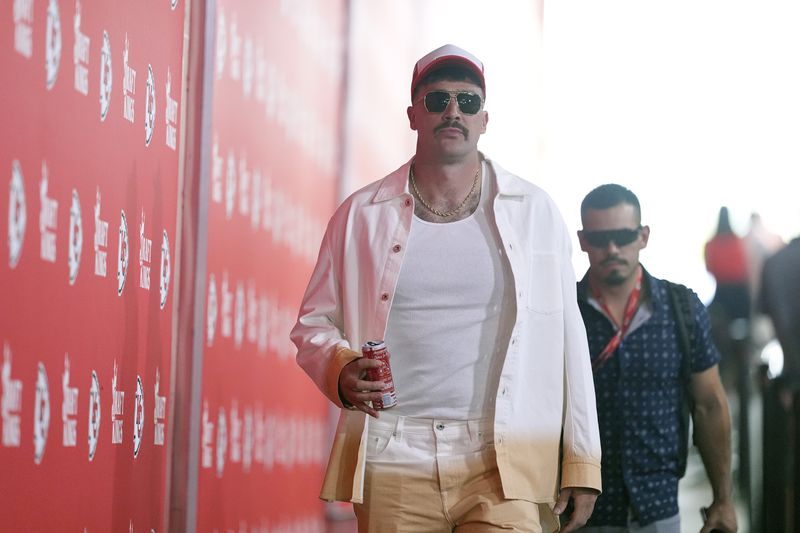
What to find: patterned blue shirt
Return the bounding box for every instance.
[577,268,720,527]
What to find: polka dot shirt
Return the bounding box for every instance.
[577,268,720,527]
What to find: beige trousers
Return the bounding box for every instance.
[353,412,555,532]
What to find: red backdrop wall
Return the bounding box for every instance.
[194,0,345,530]
[0,0,351,530]
[0,0,186,530]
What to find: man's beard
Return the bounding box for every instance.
[604,270,627,286]
[601,257,628,286]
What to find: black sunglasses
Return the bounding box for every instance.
[582,227,642,248]
[421,91,483,115]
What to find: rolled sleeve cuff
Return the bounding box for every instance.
[560,459,602,493]
[326,345,362,408]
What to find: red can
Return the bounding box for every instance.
[361,340,398,409]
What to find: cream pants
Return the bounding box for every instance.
[353,412,555,532]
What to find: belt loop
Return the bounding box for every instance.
[394,415,405,440]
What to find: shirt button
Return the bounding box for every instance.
[436,423,445,431]
[392,244,401,253]
[381,293,389,301]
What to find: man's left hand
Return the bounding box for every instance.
[553,486,598,532]
[701,501,738,533]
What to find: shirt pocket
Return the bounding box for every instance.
[525,253,564,314]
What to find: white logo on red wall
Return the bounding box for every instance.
[122,35,136,123]
[257,294,268,354]
[229,400,241,464]
[94,188,108,277]
[68,189,83,285]
[201,400,213,468]
[246,282,257,344]
[39,163,58,263]
[73,0,89,95]
[225,150,236,220]
[2,343,23,447]
[206,274,218,346]
[211,135,222,203]
[242,407,253,472]
[228,13,241,81]
[14,0,34,58]
[255,44,266,103]
[165,69,178,150]
[234,281,245,348]
[216,407,227,478]
[34,362,50,465]
[153,368,165,446]
[160,230,171,309]
[117,210,129,295]
[45,0,62,90]
[250,169,261,230]
[88,370,101,460]
[139,210,151,291]
[221,271,232,338]
[8,160,27,269]
[215,6,226,79]
[111,360,124,444]
[242,36,253,98]
[144,64,156,146]
[99,30,112,120]
[62,354,78,447]
[133,375,144,457]
[237,153,249,216]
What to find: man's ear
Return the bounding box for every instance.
[480,110,488,134]
[577,230,589,252]
[407,106,417,131]
[639,225,651,249]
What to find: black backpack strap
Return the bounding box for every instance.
[665,280,696,477]
[666,281,695,381]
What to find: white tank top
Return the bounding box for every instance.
[384,163,515,420]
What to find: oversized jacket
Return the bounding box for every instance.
[290,156,601,505]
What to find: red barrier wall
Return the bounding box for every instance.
[0,0,186,530]
[0,0,352,530]
[194,1,346,530]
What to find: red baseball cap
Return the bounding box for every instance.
[410,44,485,100]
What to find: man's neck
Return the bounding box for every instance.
[412,153,481,189]
[410,153,483,222]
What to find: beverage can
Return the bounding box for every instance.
[361,340,397,409]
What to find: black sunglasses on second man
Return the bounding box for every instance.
[582,227,642,248]
[421,91,483,115]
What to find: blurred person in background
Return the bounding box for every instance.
[743,212,784,304]
[759,234,800,397]
[704,206,751,390]
[291,44,601,532]
[744,212,785,352]
[576,184,737,533]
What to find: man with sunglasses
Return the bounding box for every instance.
[575,184,737,533]
[292,44,601,532]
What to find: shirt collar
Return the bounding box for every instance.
[371,152,531,205]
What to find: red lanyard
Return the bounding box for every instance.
[591,267,642,371]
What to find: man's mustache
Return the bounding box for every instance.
[434,121,468,136]
[601,256,627,267]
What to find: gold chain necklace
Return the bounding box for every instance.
[410,164,480,218]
